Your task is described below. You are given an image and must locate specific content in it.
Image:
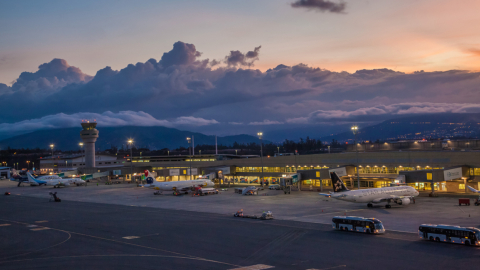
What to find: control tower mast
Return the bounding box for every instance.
[80,122,99,168]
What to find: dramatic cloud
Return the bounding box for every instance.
[0,111,219,136]
[1,41,480,138]
[225,46,262,67]
[11,58,92,94]
[159,41,202,67]
[291,0,346,13]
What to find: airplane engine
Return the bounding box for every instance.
[397,198,411,205]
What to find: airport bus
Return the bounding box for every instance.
[332,216,385,234]
[418,224,480,246]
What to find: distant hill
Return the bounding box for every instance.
[0,126,266,150]
[320,113,480,142]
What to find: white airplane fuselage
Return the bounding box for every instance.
[331,186,419,203]
[148,179,214,191]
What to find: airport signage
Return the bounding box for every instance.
[328,167,347,177]
[444,167,462,181]
[187,168,198,175]
[217,167,230,175]
[170,169,180,176]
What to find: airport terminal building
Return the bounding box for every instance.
[40,150,480,193]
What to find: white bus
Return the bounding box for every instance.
[418,224,480,246]
[332,216,385,234]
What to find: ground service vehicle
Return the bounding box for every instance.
[332,216,385,234]
[418,224,480,246]
[269,184,281,190]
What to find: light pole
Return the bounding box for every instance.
[79,142,84,169]
[32,161,34,171]
[187,137,192,180]
[328,145,330,154]
[26,160,30,170]
[167,150,169,156]
[277,146,280,156]
[257,132,264,187]
[128,139,133,182]
[199,150,201,155]
[50,144,54,157]
[235,150,238,155]
[351,125,360,189]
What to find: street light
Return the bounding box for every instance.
[50,144,54,157]
[79,142,84,169]
[351,125,360,189]
[277,146,280,156]
[235,149,238,155]
[187,137,192,180]
[128,139,133,182]
[26,160,30,170]
[257,132,264,187]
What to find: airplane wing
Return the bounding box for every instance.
[318,193,332,197]
[467,186,480,193]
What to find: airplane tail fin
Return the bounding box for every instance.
[467,185,480,193]
[144,170,157,184]
[330,172,349,192]
[27,172,38,184]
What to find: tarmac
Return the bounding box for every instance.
[2,186,480,269]
[1,180,479,233]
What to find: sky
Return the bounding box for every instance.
[0,0,479,140]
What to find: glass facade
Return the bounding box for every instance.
[356,166,444,174]
[236,166,329,173]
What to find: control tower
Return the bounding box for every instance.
[80,122,99,168]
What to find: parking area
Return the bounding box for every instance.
[1,180,479,233]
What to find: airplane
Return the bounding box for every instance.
[9,169,46,186]
[467,186,480,193]
[319,172,419,208]
[27,172,86,188]
[141,170,214,195]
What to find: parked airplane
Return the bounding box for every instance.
[467,186,480,193]
[141,170,214,194]
[27,172,86,188]
[319,172,419,208]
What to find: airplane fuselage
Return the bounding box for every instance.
[149,179,214,191]
[331,186,419,203]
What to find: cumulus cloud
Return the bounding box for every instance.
[159,41,202,67]
[1,41,480,137]
[9,58,92,94]
[0,111,219,135]
[225,46,262,67]
[249,120,284,125]
[291,0,347,13]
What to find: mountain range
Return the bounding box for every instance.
[320,113,480,142]
[1,113,479,150]
[0,126,266,151]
